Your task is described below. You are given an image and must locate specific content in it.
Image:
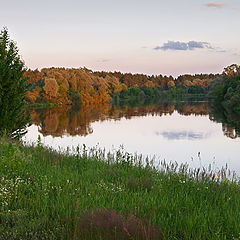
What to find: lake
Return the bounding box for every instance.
[23,102,240,176]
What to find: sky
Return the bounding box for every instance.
[1,0,240,76]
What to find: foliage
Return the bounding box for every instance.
[68,87,81,107]
[211,72,240,114]
[0,27,30,138]
[112,85,210,107]
[24,67,220,106]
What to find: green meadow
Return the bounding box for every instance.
[0,138,239,240]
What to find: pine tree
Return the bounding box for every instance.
[0,27,30,139]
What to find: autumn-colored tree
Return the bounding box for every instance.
[223,64,240,77]
[44,77,59,100]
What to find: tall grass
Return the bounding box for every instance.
[0,138,239,239]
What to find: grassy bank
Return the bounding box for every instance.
[0,139,239,240]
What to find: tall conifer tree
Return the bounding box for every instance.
[0,27,30,138]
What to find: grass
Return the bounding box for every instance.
[0,138,239,240]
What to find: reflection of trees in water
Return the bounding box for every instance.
[222,124,239,139]
[177,104,210,116]
[29,102,239,138]
[30,105,112,137]
[209,105,240,139]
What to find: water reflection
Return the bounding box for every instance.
[209,105,240,139]
[28,102,240,139]
[157,131,209,140]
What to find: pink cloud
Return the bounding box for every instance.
[206,2,225,7]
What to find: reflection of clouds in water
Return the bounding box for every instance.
[156,131,211,140]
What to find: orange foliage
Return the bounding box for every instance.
[26,86,42,103]
[24,69,43,83]
[24,65,232,106]
[44,77,59,100]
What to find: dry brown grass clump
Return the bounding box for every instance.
[73,209,163,240]
[126,176,154,192]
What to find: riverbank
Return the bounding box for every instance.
[0,139,239,239]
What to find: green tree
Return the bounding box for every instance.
[0,27,30,138]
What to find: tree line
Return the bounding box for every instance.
[24,67,221,106]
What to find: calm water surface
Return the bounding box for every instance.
[24,103,240,175]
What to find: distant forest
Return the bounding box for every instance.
[25,64,240,110]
